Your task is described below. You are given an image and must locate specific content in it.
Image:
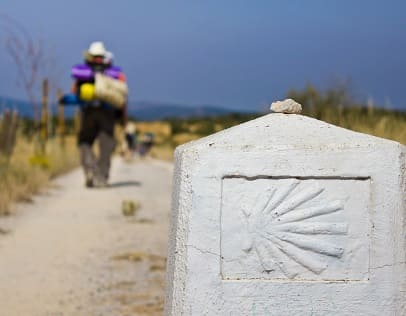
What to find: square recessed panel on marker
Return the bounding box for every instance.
[220,177,371,282]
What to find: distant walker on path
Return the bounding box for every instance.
[65,41,128,187]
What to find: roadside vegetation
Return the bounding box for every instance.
[1,84,405,214]
[148,85,406,161]
[288,84,406,144]
[0,117,79,215]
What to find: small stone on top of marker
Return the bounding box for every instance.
[270,99,302,114]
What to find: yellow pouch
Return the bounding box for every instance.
[79,83,95,101]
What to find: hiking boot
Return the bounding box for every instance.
[93,176,109,188]
[85,171,94,188]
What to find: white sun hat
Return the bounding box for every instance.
[88,41,107,56]
[84,41,111,61]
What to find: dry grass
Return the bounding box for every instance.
[10,109,401,215]
[136,121,171,135]
[111,251,166,265]
[136,121,171,145]
[149,142,175,161]
[148,107,406,162]
[0,135,79,215]
[171,133,201,147]
[307,106,406,145]
[148,133,200,161]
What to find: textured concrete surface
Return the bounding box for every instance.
[0,157,172,316]
[165,113,405,316]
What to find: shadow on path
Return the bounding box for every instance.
[109,180,142,188]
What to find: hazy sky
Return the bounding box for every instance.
[0,0,405,111]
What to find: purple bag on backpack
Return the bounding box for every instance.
[71,64,122,80]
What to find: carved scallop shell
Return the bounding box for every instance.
[241,179,348,279]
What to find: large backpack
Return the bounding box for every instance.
[71,64,128,108]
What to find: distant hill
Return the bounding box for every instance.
[0,96,78,118]
[0,96,35,117]
[0,96,254,120]
[127,101,252,120]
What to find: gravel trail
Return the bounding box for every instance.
[0,157,172,316]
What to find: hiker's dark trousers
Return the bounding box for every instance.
[78,106,116,181]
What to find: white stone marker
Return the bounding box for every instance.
[164,113,405,316]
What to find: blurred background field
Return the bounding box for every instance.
[147,85,406,161]
[1,3,405,217]
[1,84,405,214]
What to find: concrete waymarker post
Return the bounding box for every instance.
[164,110,405,315]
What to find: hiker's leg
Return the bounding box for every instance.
[79,144,97,185]
[98,131,115,181]
[78,108,98,186]
[97,108,116,182]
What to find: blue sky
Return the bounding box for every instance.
[0,0,405,111]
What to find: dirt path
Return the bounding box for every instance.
[0,157,173,316]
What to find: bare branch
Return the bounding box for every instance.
[0,13,61,122]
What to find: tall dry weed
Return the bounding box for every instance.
[0,135,79,215]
